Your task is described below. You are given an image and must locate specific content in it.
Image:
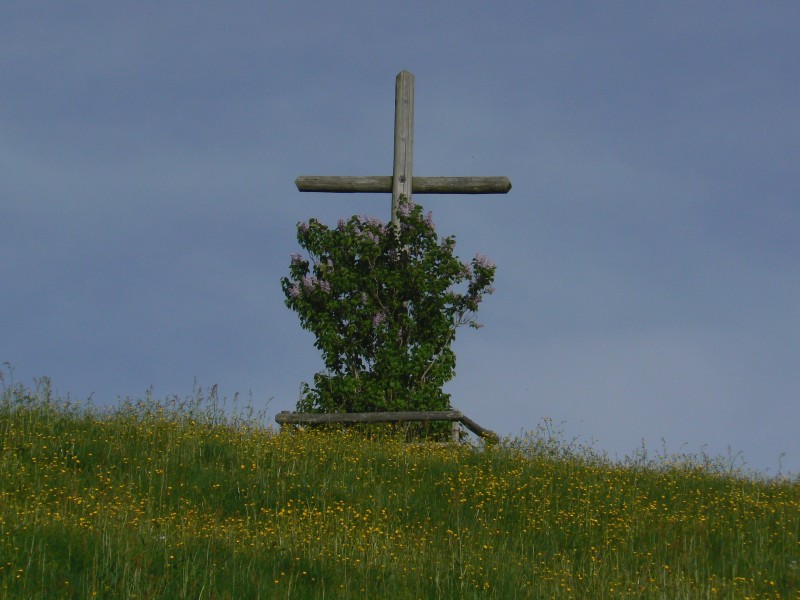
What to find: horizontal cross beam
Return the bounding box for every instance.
[295,175,512,194]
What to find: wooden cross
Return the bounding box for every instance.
[295,70,511,226]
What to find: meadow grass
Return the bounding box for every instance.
[1,376,798,599]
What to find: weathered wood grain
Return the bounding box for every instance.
[275,410,499,443]
[295,176,511,194]
[295,70,511,224]
[392,71,414,224]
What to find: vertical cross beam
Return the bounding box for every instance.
[392,71,414,226]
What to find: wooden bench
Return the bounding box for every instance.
[275,410,499,444]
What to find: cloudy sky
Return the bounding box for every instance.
[2,2,798,476]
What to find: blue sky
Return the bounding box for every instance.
[2,2,798,476]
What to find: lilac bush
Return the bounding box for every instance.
[281,196,496,415]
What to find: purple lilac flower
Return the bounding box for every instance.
[474,254,495,269]
[372,311,386,328]
[319,280,331,293]
[337,218,346,231]
[302,275,315,293]
[298,221,309,234]
[288,284,301,299]
[397,201,412,218]
[290,253,303,265]
[424,211,434,229]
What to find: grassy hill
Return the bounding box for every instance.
[1,378,798,599]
